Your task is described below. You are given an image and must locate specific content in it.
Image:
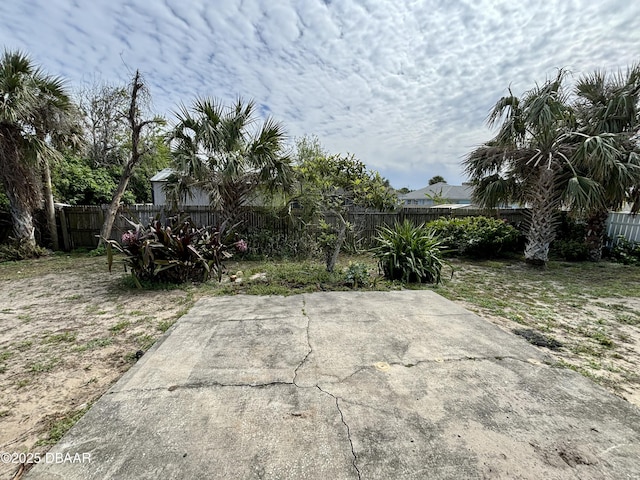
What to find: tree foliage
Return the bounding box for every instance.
[294,135,397,271]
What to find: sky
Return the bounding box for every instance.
[1,0,639,189]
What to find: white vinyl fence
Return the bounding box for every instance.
[607,212,640,244]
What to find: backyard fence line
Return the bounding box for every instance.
[55,205,529,250]
[606,212,640,245]
[3,205,636,251]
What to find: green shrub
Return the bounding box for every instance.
[610,236,640,265]
[105,214,246,286]
[426,216,520,258]
[0,240,48,262]
[343,261,370,288]
[552,239,590,261]
[372,220,448,284]
[239,228,318,260]
[551,214,590,261]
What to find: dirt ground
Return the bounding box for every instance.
[1,255,639,479]
[0,256,192,479]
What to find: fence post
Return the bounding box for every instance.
[58,207,72,251]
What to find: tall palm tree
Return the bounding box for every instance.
[166,97,294,225]
[573,65,640,260]
[464,71,607,266]
[0,50,72,252]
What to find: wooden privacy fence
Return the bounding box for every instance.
[56,205,528,250]
[57,205,293,250]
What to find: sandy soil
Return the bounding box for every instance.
[1,256,639,479]
[0,259,191,479]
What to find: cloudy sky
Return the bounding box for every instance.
[1,0,639,189]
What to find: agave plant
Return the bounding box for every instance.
[371,220,449,284]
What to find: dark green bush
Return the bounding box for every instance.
[371,220,448,284]
[610,236,640,265]
[425,216,520,258]
[551,214,590,261]
[105,215,246,286]
[238,228,318,260]
[552,240,590,261]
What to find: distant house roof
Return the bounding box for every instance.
[149,168,175,182]
[399,182,473,202]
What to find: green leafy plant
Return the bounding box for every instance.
[426,216,521,258]
[0,240,49,262]
[105,214,246,286]
[372,220,449,284]
[610,236,640,265]
[551,214,590,261]
[343,261,370,288]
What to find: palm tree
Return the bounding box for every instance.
[166,97,294,225]
[464,71,607,266]
[573,65,640,260]
[0,50,72,252]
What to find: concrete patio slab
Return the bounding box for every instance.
[26,290,640,479]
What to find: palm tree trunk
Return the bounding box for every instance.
[6,190,37,250]
[0,125,40,252]
[524,169,559,267]
[42,158,59,250]
[585,209,609,261]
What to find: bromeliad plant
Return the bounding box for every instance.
[372,220,450,284]
[105,214,245,286]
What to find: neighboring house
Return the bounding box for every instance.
[399,182,474,207]
[150,168,210,206]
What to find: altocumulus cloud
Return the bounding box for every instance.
[1,0,639,188]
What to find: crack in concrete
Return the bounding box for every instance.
[108,380,296,395]
[330,355,547,385]
[316,385,362,480]
[389,355,548,369]
[293,297,313,386]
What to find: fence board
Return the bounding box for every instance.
[607,212,640,244]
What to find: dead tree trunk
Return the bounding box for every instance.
[326,210,347,273]
[98,70,159,247]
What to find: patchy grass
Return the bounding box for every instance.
[437,258,640,401]
[35,405,92,447]
[109,320,131,334]
[157,319,176,333]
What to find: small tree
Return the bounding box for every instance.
[295,137,398,271]
[98,70,164,247]
[428,175,446,185]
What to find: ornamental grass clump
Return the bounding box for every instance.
[372,220,448,284]
[104,214,245,287]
